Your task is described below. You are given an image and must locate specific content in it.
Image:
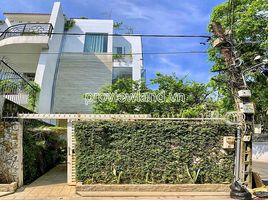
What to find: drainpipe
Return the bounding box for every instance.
[235,126,241,181]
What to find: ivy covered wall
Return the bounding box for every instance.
[75,120,235,184]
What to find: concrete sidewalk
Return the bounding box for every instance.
[1,164,76,200]
[1,164,232,200]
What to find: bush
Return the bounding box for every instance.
[75,120,235,184]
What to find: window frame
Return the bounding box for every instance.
[84,32,108,53]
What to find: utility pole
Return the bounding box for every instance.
[211,22,254,188]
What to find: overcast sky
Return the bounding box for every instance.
[0,0,226,85]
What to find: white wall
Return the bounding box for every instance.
[63,19,113,53]
[53,53,112,113]
[113,36,143,81]
[0,22,7,33]
[36,2,64,113]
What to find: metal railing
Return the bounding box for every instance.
[0,23,53,41]
[0,59,37,107]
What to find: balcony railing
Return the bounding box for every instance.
[0,59,38,109]
[0,23,53,41]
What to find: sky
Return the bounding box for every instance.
[0,0,226,85]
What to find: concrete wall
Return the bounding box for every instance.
[0,43,48,73]
[113,36,143,81]
[35,2,64,113]
[63,19,113,53]
[0,22,7,33]
[53,53,112,113]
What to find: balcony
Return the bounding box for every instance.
[113,53,133,68]
[0,23,53,50]
[0,23,54,73]
[0,23,53,40]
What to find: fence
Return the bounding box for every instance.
[12,114,235,186]
[0,23,53,41]
[0,59,37,108]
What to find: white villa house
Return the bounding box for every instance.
[0,2,144,113]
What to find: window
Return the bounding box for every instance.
[141,68,146,81]
[112,67,132,84]
[84,33,108,53]
[113,47,123,54]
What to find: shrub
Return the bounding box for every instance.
[23,124,66,184]
[75,120,235,184]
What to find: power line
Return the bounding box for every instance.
[0,51,208,55]
[0,31,211,38]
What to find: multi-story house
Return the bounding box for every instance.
[0,2,144,114]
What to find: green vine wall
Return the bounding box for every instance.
[75,120,235,184]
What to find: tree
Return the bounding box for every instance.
[91,73,218,117]
[208,0,268,123]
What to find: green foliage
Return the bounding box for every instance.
[113,21,134,34]
[0,80,40,111]
[113,21,123,29]
[75,120,235,184]
[185,165,201,184]
[64,18,75,31]
[208,0,268,123]
[24,81,40,111]
[92,73,218,116]
[23,123,67,184]
[112,54,124,60]
[0,80,18,93]
[21,32,39,36]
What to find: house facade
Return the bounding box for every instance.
[0,2,144,114]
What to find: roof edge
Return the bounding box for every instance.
[4,12,51,16]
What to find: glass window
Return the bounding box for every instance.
[113,47,123,54]
[112,67,132,84]
[141,68,146,81]
[84,33,108,53]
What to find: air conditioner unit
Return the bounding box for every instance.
[238,90,251,98]
[239,102,254,114]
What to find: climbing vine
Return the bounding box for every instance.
[0,80,40,111]
[23,123,67,184]
[64,17,75,31]
[24,81,40,111]
[75,120,235,184]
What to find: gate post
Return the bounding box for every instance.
[17,118,23,187]
[67,119,76,185]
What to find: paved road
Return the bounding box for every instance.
[1,165,232,200]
